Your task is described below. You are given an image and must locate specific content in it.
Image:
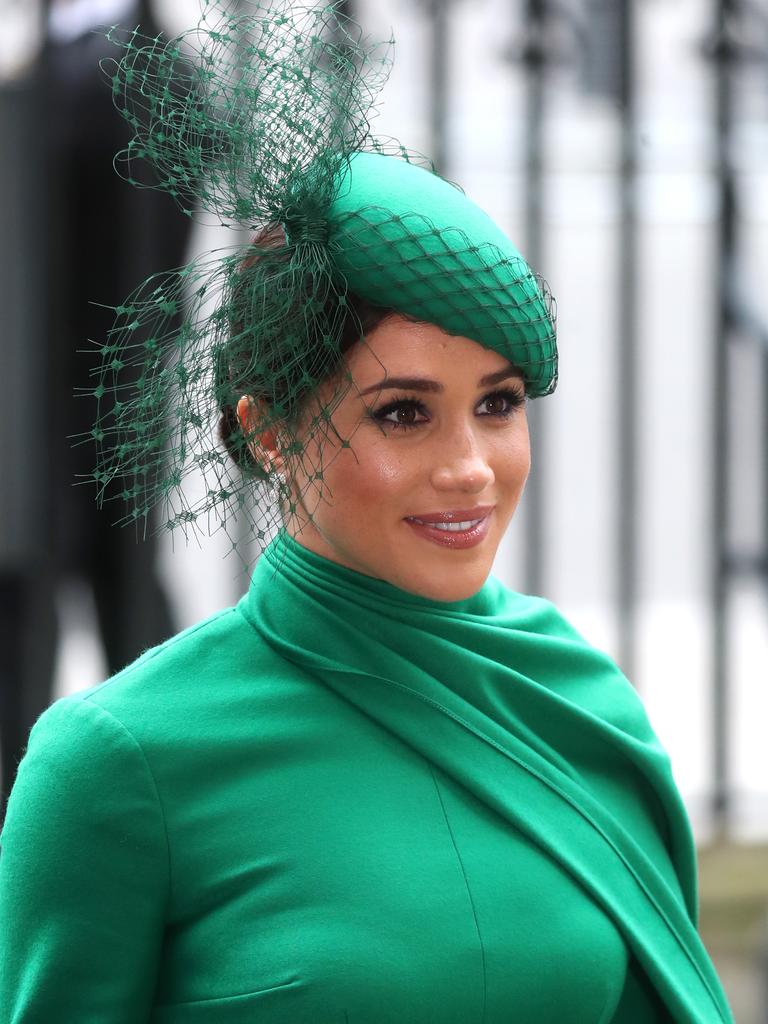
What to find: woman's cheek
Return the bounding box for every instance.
[492,427,530,472]
[354,441,419,495]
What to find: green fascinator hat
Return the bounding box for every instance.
[88,0,557,552]
[328,152,556,396]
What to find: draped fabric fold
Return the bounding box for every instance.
[243,530,732,1024]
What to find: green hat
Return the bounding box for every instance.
[328,152,556,397]
[86,0,557,552]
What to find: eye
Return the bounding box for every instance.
[477,387,526,417]
[372,395,429,431]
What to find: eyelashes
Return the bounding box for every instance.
[371,388,527,431]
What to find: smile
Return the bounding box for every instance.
[408,518,483,532]
[403,510,493,549]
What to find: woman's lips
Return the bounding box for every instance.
[404,505,494,524]
[403,509,493,549]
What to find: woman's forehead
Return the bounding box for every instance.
[347,316,517,383]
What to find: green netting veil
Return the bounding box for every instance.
[83,0,557,559]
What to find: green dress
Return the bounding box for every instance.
[0,531,732,1023]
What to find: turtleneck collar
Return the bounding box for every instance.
[258,527,503,618]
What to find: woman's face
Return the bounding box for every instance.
[278,316,531,601]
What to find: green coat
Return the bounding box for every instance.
[0,531,732,1023]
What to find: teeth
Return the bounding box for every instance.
[412,518,483,532]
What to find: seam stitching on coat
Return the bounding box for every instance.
[304,664,727,1021]
[82,608,236,697]
[245,620,728,1020]
[80,698,174,917]
[159,977,301,1007]
[430,768,488,1024]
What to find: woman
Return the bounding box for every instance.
[0,2,732,1021]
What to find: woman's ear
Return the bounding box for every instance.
[236,395,286,474]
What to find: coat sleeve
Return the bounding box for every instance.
[0,695,169,1023]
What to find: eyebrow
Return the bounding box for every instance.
[357,365,523,397]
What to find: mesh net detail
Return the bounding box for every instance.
[82,0,558,562]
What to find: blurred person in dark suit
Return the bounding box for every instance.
[0,0,192,811]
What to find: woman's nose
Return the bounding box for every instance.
[429,432,495,493]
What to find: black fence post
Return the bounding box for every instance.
[0,64,51,807]
[519,0,548,599]
[615,0,639,683]
[708,0,738,836]
[424,0,451,177]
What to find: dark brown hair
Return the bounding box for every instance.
[217,225,394,471]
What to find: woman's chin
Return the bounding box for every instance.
[391,525,500,600]
[286,516,498,601]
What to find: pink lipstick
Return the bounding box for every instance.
[403,506,493,549]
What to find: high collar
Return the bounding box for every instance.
[255,528,502,619]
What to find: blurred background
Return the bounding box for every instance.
[1,0,767,1018]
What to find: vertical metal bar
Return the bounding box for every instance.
[710,0,735,834]
[616,0,638,680]
[762,348,768,592]
[0,60,50,810]
[427,0,450,176]
[521,0,546,597]
[0,78,47,568]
